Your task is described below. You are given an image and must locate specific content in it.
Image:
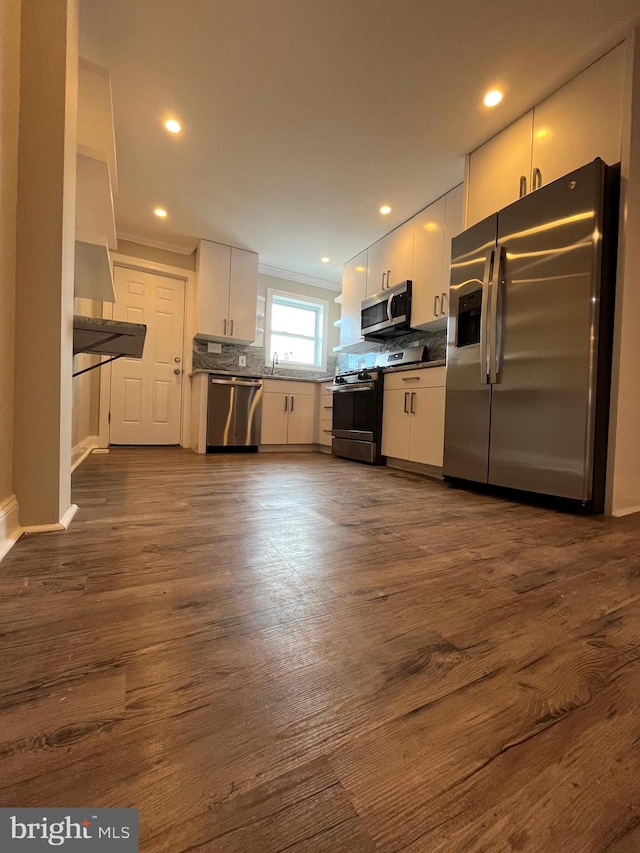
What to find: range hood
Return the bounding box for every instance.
[73,315,146,377]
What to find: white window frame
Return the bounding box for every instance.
[265,288,329,373]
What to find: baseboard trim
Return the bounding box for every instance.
[612,503,640,518]
[385,457,444,479]
[21,503,79,535]
[0,495,22,562]
[71,435,99,472]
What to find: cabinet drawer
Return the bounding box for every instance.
[319,425,333,446]
[262,379,316,395]
[383,366,446,391]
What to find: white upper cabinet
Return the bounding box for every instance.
[467,112,534,227]
[441,184,464,296]
[466,43,626,227]
[411,184,464,330]
[411,196,445,329]
[367,218,415,296]
[196,240,258,343]
[228,247,259,343]
[75,59,117,249]
[531,43,626,188]
[74,59,118,302]
[340,249,368,348]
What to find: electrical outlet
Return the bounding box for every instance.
[207,342,222,354]
[239,355,247,367]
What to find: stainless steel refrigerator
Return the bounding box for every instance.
[443,159,619,511]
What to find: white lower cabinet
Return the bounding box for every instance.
[261,380,316,445]
[382,367,446,467]
[317,382,334,447]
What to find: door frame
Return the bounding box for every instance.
[98,254,196,449]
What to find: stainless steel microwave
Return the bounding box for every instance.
[360,280,412,340]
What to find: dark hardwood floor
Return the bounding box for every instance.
[2,447,640,852]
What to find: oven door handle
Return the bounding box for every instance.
[330,382,375,392]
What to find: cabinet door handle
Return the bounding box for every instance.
[441,292,448,315]
[290,395,294,412]
[519,175,527,198]
[404,392,409,413]
[410,392,416,414]
[381,272,386,290]
[434,294,440,317]
[387,270,391,288]
[230,319,234,336]
[284,396,288,412]
[223,318,227,335]
[532,167,542,190]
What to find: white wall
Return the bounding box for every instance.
[0,0,21,548]
[116,238,196,271]
[607,28,640,516]
[72,296,101,453]
[13,0,78,527]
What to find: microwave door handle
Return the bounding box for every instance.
[387,291,395,323]
[480,249,494,385]
[489,245,504,385]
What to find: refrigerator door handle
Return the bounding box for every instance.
[489,245,505,385]
[480,248,494,385]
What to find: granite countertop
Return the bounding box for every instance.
[382,359,446,373]
[189,368,332,383]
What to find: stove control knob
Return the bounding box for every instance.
[335,375,346,384]
[357,370,370,381]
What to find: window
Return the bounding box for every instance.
[265,289,328,372]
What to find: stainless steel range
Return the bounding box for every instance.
[330,346,428,464]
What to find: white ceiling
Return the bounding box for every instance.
[80,0,640,284]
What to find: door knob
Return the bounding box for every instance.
[174,368,181,375]
[174,357,181,363]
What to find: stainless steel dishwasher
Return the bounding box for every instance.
[206,375,263,451]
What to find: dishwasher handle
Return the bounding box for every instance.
[209,377,263,387]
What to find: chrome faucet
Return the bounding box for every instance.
[271,351,279,374]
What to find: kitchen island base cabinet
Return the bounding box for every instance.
[382,367,446,471]
[260,380,316,447]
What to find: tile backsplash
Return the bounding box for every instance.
[193,328,445,379]
[337,328,447,372]
[193,338,337,379]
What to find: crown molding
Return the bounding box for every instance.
[117,231,197,256]
[259,264,341,292]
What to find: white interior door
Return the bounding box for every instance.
[110,266,185,445]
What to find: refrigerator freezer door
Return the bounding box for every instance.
[443,215,497,482]
[488,160,607,500]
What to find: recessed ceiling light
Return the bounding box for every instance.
[154,207,168,218]
[379,205,392,215]
[321,256,330,263]
[164,118,182,134]
[483,89,503,107]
